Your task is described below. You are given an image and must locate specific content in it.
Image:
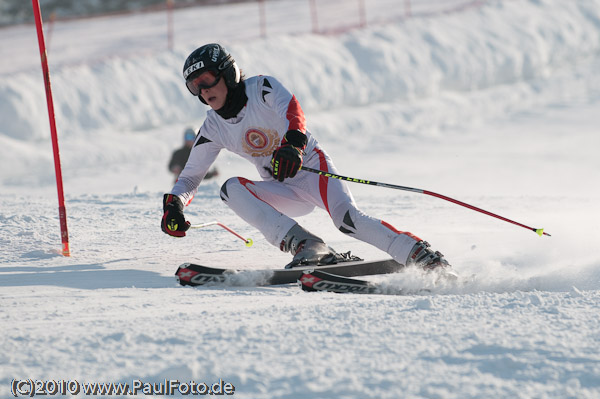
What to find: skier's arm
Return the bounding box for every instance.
[170,123,221,205]
[260,76,307,136]
[161,122,221,237]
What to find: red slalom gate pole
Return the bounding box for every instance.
[32,0,71,256]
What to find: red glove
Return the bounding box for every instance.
[161,194,190,237]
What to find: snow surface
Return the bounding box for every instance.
[1,0,600,398]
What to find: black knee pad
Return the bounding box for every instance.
[337,209,357,235]
[220,178,236,202]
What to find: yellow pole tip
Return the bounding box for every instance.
[245,238,254,248]
[535,228,544,237]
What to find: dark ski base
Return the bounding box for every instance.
[175,258,404,287]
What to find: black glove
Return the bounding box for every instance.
[161,194,190,237]
[271,130,307,182]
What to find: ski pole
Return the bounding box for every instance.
[190,221,254,247]
[301,166,550,237]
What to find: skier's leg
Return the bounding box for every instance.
[331,203,449,268]
[220,177,337,265]
[299,149,449,268]
[219,176,304,246]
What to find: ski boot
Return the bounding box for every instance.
[406,241,458,281]
[407,241,450,270]
[281,224,340,269]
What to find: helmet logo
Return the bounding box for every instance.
[184,61,204,79]
[210,45,219,62]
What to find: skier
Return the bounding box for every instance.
[168,127,218,182]
[161,43,449,269]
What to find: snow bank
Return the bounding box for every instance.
[1,0,600,142]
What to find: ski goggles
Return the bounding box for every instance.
[186,70,221,96]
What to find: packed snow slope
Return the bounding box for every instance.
[1,0,600,398]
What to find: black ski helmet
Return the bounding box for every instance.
[183,43,241,98]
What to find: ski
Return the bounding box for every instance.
[300,268,459,295]
[300,269,380,294]
[175,258,404,287]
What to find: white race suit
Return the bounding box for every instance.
[169,75,421,264]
